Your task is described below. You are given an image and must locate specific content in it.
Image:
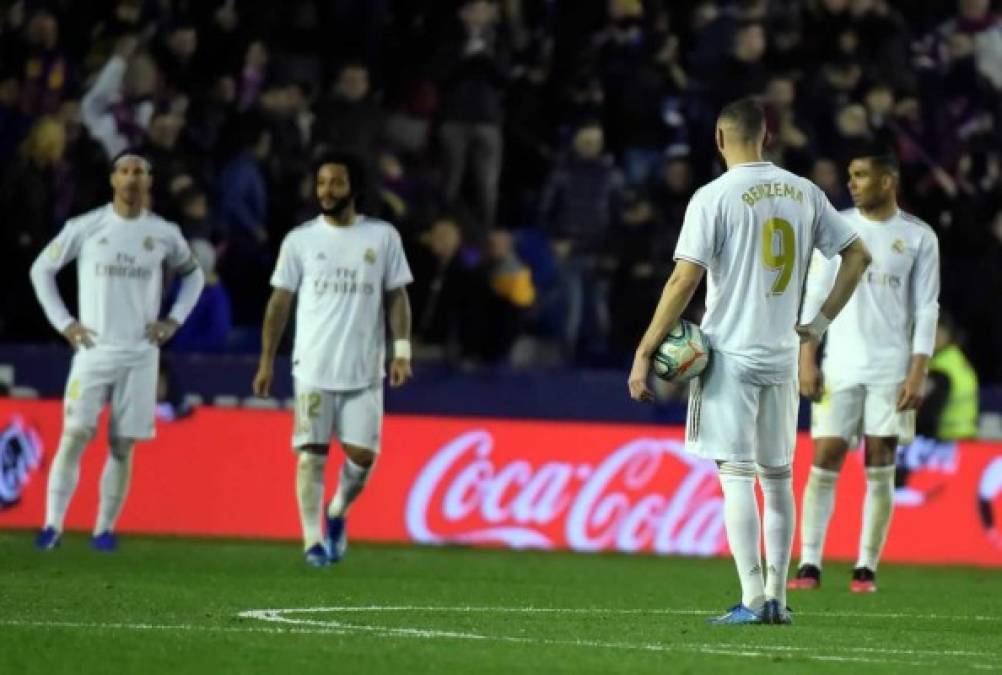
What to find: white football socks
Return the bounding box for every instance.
[93,439,134,535]
[799,465,840,568]
[44,430,91,531]
[758,463,795,606]
[857,464,895,571]
[296,452,327,550]
[718,461,765,611]
[328,458,371,518]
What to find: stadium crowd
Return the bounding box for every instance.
[1,0,1000,381]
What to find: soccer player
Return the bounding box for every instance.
[30,152,205,551]
[628,98,871,625]
[790,148,940,593]
[253,153,413,567]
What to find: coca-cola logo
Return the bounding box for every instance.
[406,430,726,556]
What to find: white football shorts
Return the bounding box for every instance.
[684,354,798,467]
[811,379,916,446]
[291,379,383,452]
[63,347,158,440]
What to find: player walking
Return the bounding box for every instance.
[253,153,414,567]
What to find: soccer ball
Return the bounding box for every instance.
[652,320,710,383]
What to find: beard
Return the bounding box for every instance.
[320,193,354,217]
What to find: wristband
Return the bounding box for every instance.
[393,339,412,361]
[807,313,831,339]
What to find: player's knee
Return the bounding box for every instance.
[718,460,756,479]
[108,437,135,461]
[63,427,95,444]
[297,450,327,470]
[345,446,376,469]
[864,438,896,467]
[756,463,792,480]
[814,440,848,471]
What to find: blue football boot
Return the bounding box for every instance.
[91,531,118,552]
[325,512,347,563]
[35,527,61,550]
[761,599,793,625]
[304,543,330,567]
[707,603,763,625]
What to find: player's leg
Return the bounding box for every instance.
[792,384,861,587]
[292,380,337,566]
[38,352,111,548]
[755,380,797,624]
[94,353,158,550]
[686,359,764,624]
[326,385,382,562]
[853,384,900,591]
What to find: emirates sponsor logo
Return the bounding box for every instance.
[406,431,726,555]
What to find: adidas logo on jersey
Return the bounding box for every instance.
[98,237,109,245]
[364,248,376,264]
[316,253,327,260]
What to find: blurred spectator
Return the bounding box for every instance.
[215,112,271,325]
[137,108,197,215]
[917,314,980,441]
[165,239,232,353]
[175,185,220,242]
[314,62,384,163]
[15,10,72,117]
[809,157,852,210]
[539,119,624,361]
[375,150,443,239]
[81,36,158,159]
[153,20,200,96]
[0,70,31,165]
[764,74,814,173]
[0,116,71,340]
[468,228,536,362]
[238,40,268,111]
[407,215,477,358]
[436,0,508,244]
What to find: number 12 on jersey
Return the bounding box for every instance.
[761,217,795,295]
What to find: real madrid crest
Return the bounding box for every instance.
[891,238,905,254]
[364,248,376,264]
[143,235,155,251]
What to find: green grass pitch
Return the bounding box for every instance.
[2,531,1000,674]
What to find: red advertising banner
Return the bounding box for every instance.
[1,399,1001,565]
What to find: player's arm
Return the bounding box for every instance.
[29,222,94,348]
[797,238,871,342]
[386,286,413,388]
[252,288,294,397]
[149,253,205,346]
[899,232,941,411]
[798,252,837,401]
[628,260,705,402]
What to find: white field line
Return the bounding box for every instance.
[238,605,1002,667]
[0,617,929,668]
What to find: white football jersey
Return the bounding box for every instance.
[34,205,194,352]
[271,215,413,391]
[802,208,940,385]
[674,162,858,384]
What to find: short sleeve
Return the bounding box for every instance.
[384,228,413,290]
[37,218,87,272]
[673,188,719,267]
[271,235,303,291]
[166,226,196,271]
[812,187,858,258]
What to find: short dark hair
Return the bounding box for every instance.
[852,144,899,176]
[717,97,766,144]
[313,151,366,204]
[110,148,153,173]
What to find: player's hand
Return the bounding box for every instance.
[252,363,273,397]
[799,362,824,402]
[628,356,654,403]
[145,319,179,346]
[389,358,412,388]
[896,373,925,411]
[62,321,97,349]
[794,324,821,344]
